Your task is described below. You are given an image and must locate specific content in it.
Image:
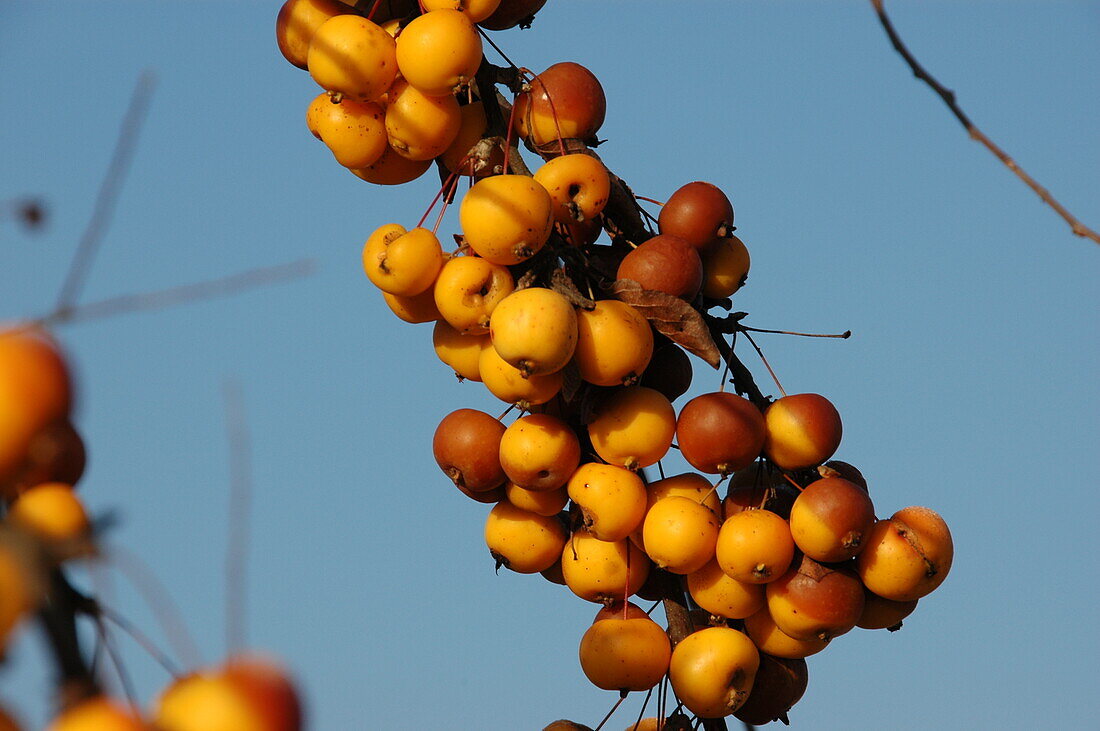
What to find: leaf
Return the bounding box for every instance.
[611,279,721,368]
[560,359,582,404]
[550,268,595,310]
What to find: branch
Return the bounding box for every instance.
[870,0,1099,245]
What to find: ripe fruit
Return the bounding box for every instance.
[8,482,89,545]
[155,673,266,731]
[432,409,507,492]
[350,145,433,185]
[641,496,719,575]
[440,102,505,177]
[533,154,611,224]
[514,62,606,147]
[857,506,953,601]
[715,509,794,584]
[489,288,577,377]
[676,392,765,475]
[587,386,675,470]
[308,95,387,169]
[701,235,750,299]
[275,0,349,70]
[668,626,759,718]
[382,288,442,324]
[657,181,734,250]
[49,697,147,731]
[566,463,647,542]
[578,612,670,691]
[307,15,396,102]
[395,9,483,96]
[639,341,693,402]
[561,529,649,604]
[485,501,568,573]
[762,393,843,471]
[459,175,554,265]
[616,234,703,300]
[734,654,808,726]
[573,300,653,387]
[686,558,765,620]
[631,472,720,551]
[221,654,302,731]
[432,321,489,380]
[789,476,875,562]
[858,591,918,631]
[2,419,86,497]
[504,482,568,516]
[362,224,444,296]
[742,608,829,659]
[0,706,17,731]
[384,80,462,161]
[478,345,562,407]
[0,541,37,651]
[422,0,502,23]
[433,255,515,334]
[499,414,581,492]
[766,554,865,641]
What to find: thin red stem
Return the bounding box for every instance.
[416,169,461,229]
[742,330,787,398]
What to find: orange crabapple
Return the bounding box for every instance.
[701,234,750,299]
[715,508,795,585]
[8,482,90,546]
[641,495,719,575]
[668,626,759,718]
[478,345,562,408]
[857,506,953,602]
[858,590,918,631]
[432,408,507,493]
[432,320,490,381]
[48,697,147,731]
[395,9,482,97]
[459,175,554,265]
[742,608,829,660]
[0,541,38,652]
[306,94,387,169]
[384,79,462,161]
[440,102,505,177]
[630,472,720,552]
[578,610,670,692]
[676,391,766,476]
[788,476,875,563]
[503,481,568,517]
[489,287,577,378]
[484,501,567,573]
[422,0,501,23]
[573,300,653,387]
[587,386,675,470]
[734,654,808,727]
[275,0,349,70]
[154,672,269,731]
[514,62,606,147]
[382,288,442,324]
[766,554,865,642]
[498,413,580,492]
[433,255,515,334]
[532,153,611,224]
[617,234,703,301]
[658,181,734,250]
[561,528,650,604]
[566,462,647,542]
[307,15,396,102]
[762,393,843,471]
[686,558,765,620]
[362,224,444,297]
[349,145,433,185]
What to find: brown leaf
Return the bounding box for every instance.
[550,268,595,310]
[560,359,582,404]
[611,279,721,368]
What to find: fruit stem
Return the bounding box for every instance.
[593,692,628,731]
[416,168,461,229]
[634,195,665,207]
[740,325,852,339]
[741,330,786,398]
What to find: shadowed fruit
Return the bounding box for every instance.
[221,654,302,731]
[478,345,562,407]
[579,613,670,691]
[307,15,396,102]
[701,235,750,299]
[733,654,808,726]
[395,9,482,96]
[350,145,432,185]
[504,482,568,516]
[858,590,917,630]
[617,234,702,300]
[640,341,693,402]
[432,409,506,492]
[422,0,501,23]
[384,79,462,161]
[514,62,606,146]
[742,608,829,660]
[762,393,843,471]
[479,0,547,30]
[766,554,865,642]
[789,477,875,563]
[441,102,505,177]
[276,0,349,70]
[432,321,489,380]
[658,181,734,250]
[668,626,759,718]
[382,289,441,324]
[686,558,765,620]
[676,392,765,475]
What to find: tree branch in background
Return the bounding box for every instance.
[870,0,1100,246]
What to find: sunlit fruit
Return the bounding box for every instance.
[479,0,547,30]
[221,654,302,731]
[155,673,265,731]
[8,482,89,545]
[766,554,865,642]
[657,181,734,250]
[478,345,562,408]
[734,654,808,726]
[587,386,674,470]
[432,321,489,380]
[639,341,693,402]
[762,393,843,471]
[578,612,670,691]
[383,79,462,161]
[440,102,505,177]
[362,224,444,296]
[485,501,568,573]
[432,408,507,492]
[533,154,610,224]
[504,482,568,517]
[514,62,606,147]
[574,300,653,387]
[566,463,647,542]
[460,175,554,265]
[382,288,441,324]
[395,9,482,96]
[676,392,765,475]
[307,15,397,102]
[275,0,349,70]
[350,145,433,185]
[308,95,387,168]
[499,414,580,492]
[433,255,515,334]
[631,472,720,551]
[668,626,759,718]
[789,476,875,563]
[489,287,577,377]
[641,496,719,575]
[686,558,765,620]
[742,608,829,660]
[48,697,147,731]
[857,506,953,602]
[422,0,501,23]
[715,508,794,584]
[858,590,917,631]
[616,234,702,300]
[701,235,750,299]
[561,529,649,604]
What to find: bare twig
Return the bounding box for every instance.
[223,379,252,654]
[870,0,1099,245]
[53,71,157,316]
[40,259,315,326]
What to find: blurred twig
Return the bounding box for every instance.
[222,379,252,654]
[870,0,1099,245]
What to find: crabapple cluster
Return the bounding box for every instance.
[0,326,303,730]
[278,0,954,726]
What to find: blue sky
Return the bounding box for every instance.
[1,1,1098,729]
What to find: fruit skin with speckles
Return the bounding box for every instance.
[433,256,515,335]
[384,79,462,162]
[489,287,577,377]
[307,94,387,169]
[573,300,653,387]
[856,506,953,602]
[578,612,671,692]
[362,225,444,297]
[668,626,760,718]
[766,554,865,642]
[788,476,875,563]
[561,528,650,604]
[484,501,567,573]
[514,62,606,147]
[307,15,396,102]
[395,9,483,97]
[533,153,611,224]
[566,462,647,542]
[459,175,554,265]
[432,408,507,493]
[499,414,580,492]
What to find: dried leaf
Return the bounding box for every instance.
[611,279,721,368]
[550,268,594,310]
[560,359,582,404]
